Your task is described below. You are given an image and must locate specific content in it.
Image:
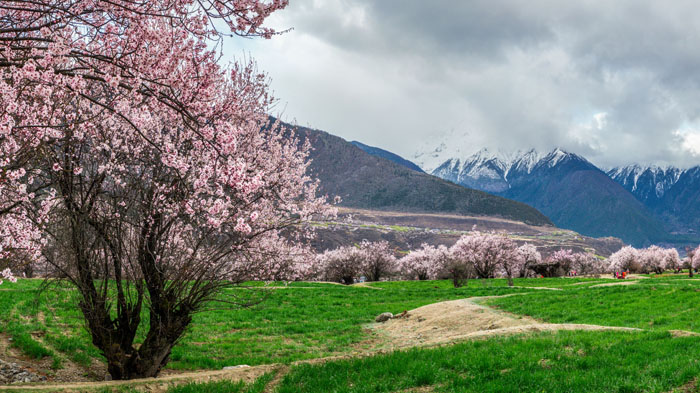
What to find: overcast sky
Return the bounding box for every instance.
[229,0,700,169]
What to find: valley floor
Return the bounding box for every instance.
[1,275,700,392]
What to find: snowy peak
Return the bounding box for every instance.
[423,147,587,193]
[607,164,684,203]
[537,148,593,169]
[509,149,543,176]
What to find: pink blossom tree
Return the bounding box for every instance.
[317,246,363,285]
[638,246,680,274]
[571,252,606,276]
[608,246,641,273]
[357,240,398,282]
[516,244,541,278]
[0,0,288,282]
[663,248,681,273]
[450,232,520,286]
[400,244,448,280]
[316,241,398,283]
[530,249,575,277]
[0,0,335,380]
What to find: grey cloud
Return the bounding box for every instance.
[231,0,700,168]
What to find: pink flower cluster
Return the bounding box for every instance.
[0,268,16,285]
[688,246,700,269]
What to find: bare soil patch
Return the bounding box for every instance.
[371,297,640,349]
[669,330,700,338]
[0,365,278,392]
[0,334,103,384]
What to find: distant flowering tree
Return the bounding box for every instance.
[638,246,680,274]
[0,0,335,380]
[686,245,700,277]
[516,244,541,278]
[358,240,398,282]
[663,248,682,273]
[571,252,606,276]
[400,244,447,280]
[531,249,575,277]
[451,232,520,286]
[317,246,363,285]
[608,246,641,273]
[316,241,397,283]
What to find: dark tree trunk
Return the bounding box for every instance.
[450,265,470,288]
[23,263,33,278]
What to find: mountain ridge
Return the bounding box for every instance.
[350,141,424,173]
[276,121,554,227]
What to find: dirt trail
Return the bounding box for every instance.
[511,286,562,291]
[351,282,383,290]
[370,297,640,349]
[589,280,638,288]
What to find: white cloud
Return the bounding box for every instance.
[675,130,700,157]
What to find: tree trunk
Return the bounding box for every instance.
[100,309,191,379]
[341,275,354,285]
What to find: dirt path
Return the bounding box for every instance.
[351,282,383,290]
[369,296,640,349]
[511,286,562,290]
[589,280,638,288]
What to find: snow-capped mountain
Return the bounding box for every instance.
[431,148,519,193]
[427,147,595,193]
[414,146,666,246]
[606,165,683,206]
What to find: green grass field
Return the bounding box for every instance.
[277,331,700,393]
[2,275,700,392]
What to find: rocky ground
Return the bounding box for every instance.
[0,359,46,384]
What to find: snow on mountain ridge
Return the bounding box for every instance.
[421,147,590,195]
[607,164,685,201]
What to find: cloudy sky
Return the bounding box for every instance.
[229,0,700,168]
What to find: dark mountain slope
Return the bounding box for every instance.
[350,141,424,173]
[657,166,700,234]
[287,124,552,226]
[502,151,667,246]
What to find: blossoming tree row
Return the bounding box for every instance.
[608,245,700,274]
[314,232,606,287]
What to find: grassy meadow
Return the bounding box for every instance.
[1,275,700,392]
